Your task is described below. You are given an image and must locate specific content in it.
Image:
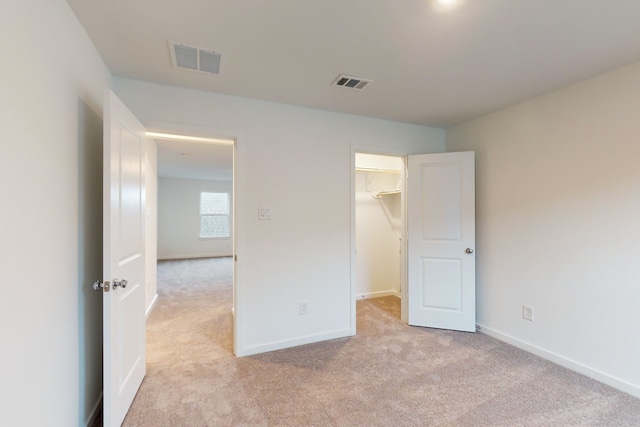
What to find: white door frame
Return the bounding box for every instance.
[350,145,410,330]
[102,98,244,422]
[145,127,237,324]
[351,147,475,330]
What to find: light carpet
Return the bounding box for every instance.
[119,257,640,426]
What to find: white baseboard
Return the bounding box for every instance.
[357,290,400,300]
[85,393,102,427]
[477,324,640,399]
[145,293,158,320]
[237,327,354,357]
[157,253,232,260]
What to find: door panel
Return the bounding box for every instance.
[103,90,146,427]
[421,258,461,310]
[407,152,475,332]
[419,163,461,240]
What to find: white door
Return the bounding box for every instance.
[407,151,475,332]
[102,90,147,426]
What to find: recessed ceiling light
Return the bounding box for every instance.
[181,153,190,158]
[438,0,456,4]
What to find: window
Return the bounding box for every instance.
[199,192,230,238]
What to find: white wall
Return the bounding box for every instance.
[145,140,158,315]
[0,1,112,425]
[115,78,445,355]
[447,60,640,397]
[355,155,403,299]
[158,177,233,260]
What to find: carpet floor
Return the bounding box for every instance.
[119,257,640,426]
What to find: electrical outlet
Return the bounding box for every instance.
[300,301,308,315]
[523,305,534,321]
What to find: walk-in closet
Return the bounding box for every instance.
[355,153,404,303]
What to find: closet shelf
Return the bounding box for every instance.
[356,167,401,174]
[373,189,401,199]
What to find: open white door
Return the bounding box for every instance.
[407,151,475,332]
[102,90,146,426]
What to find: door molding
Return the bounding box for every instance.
[143,123,240,355]
[350,144,410,330]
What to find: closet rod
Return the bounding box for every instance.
[355,167,401,174]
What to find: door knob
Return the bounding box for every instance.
[113,279,128,289]
[465,248,474,254]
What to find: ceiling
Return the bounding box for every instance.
[69,0,640,181]
[154,138,233,181]
[68,0,640,129]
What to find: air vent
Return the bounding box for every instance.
[332,74,373,90]
[169,41,221,74]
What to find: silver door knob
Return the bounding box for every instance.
[113,279,128,289]
[465,248,474,254]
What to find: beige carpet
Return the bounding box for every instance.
[120,257,640,426]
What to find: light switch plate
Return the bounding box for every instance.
[259,206,272,220]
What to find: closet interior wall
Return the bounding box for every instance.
[355,154,403,300]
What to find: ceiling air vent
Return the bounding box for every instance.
[169,41,221,74]
[332,74,372,90]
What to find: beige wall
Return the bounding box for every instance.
[158,177,233,260]
[0,0,113,425]
[447,61,640,397]
[115,77,446,356]
[355,154,403,299]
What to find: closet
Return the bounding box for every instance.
[355,153,403,305]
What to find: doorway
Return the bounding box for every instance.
[149,133,235,319]
[352,150,476,332]
[354,153,406,321]
[102,91,240,425]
